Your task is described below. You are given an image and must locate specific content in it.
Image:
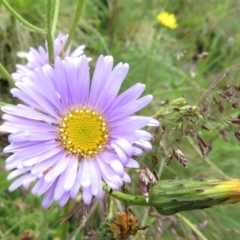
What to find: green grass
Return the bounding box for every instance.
[1,0,240,239]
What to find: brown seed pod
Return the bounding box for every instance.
[219,130,229,142]
[166,155,173,166]
[230,119,240,125]
[234,131,240,142]
[218,100,224,112]
[138,167,158,202]
[232,102,240,108]
[172,147,188,167]
[198,141,206,157]
[201,124,211,131]
[197,134,208,148]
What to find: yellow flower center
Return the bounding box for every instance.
[59,107,109,158]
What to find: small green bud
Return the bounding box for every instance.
[154,97,201,121]
[170,97,187,107]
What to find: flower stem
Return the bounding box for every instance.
[46,0,54,65]
[61,200,70,240]
[0,63,15,87]
[176,213,208,240]
[61,0,85,56]
[0,102,8,107]
[108,197,114,220]
[51,0,60,38]
[0,0,45,33]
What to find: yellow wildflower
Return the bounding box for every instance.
[157,11,178,29]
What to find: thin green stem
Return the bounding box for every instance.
[176,213,208,240]
[46,0,54,65]
[0,0,45,33]
[0,102,8,107]
[51,0,60,38]
[61,0,85,56]
[0,63,15,87]
[108,197,114,219]
[103,185,148,206]
[61,200,70,240]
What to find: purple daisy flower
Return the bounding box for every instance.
[0,55,159,208]
[12,34,86,82]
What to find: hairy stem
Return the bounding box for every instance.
[61,0,85,56]
[0,63,15,87]
[0,0,45,33]
[51,0,60,38]
[46,0,54,65]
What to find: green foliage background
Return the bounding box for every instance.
[1,0,240,239]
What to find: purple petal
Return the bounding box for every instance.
[111,143,128,164]
[134,140,152,151]
[44,154,69,182]
[97,157,122,190]
[99,63,129,111]
[7,168,29,180]
[147,118,160,126]
[89,55,113,106]
[108,95,153,122]
[99,152,124,168]
[109,131,140,142]
[9,174,28,191]
[4,141,43,153]
[79,160,91,188]
[42,181,57,208]
[105,83,145,114]
[70,166,82,199]
[32,178,55,195]
[123,172,131,183]
[22,145,62,167]
[23,174,37,185]
[70,45,85,57]
[63,157,78,191]
[124,158,139,168]
[9,131,57,142]
[110,116,149,130]
[53,57,69,108]
[109,160,124,177]
[59,192,70,207]
[88,160,101,196]
[112,138,133,156]
[133,147,144,156]
[76,56,90,105]
[1,104,58,123]
[135,130,152,141]
[31,151,62,175]
[6,141,60,165]
[14,81,60,120]
[82,186,92,205]
[54,175,65,200]
[2,114,56,132]
[61,58,77,106]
